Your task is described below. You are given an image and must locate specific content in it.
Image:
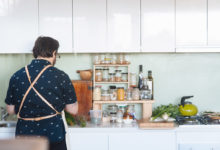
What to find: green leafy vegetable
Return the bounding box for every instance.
[65,111,87,127]
[152,104,180,120]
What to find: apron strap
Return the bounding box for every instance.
[17,65,60,121]
[25,66,60,114]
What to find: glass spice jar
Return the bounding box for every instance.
[93,55,101,65]
[117,54,125,64]
[93,85,102,101]
[102,68,109,82]
[121,73,128,82]
[101,89,110,101]
[126,88,132,100]
[109,86,117,101]
[130,72,137,87]
[109,73,115,82]
[117,87,125,101]
[132,87,140,100]
[111,55,117,64]
[95,69,103,82]
[115,70,122,82]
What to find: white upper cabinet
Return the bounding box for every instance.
[73,0,107,53]
[107,0,140,52]
[208,0,220,46]
[0,0,38,53]
[39,0,72,53]
[141,0,175,52]
[176,0,207,47]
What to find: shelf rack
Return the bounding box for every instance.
[93,100,155,119]
[92,63,154,119]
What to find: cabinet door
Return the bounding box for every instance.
[179,144,213,150]
[39,0,72,53]
[208,0,220,46]
[109,132,175,150]
[69,133,108,150]
[107,0,140,52]
[176,0,207,47]
[73,0,107,53]
[0,0,38,53]
[141,0,175,52]
[0,132,15,139]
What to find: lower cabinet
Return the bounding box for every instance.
[177,131,220,150]
[179,144,220,150]
[68,132,108,150]
[108,131,176,150]
[0,131,15,139]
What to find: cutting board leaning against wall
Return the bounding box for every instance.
[71,80,93,118]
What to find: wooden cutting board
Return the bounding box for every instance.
[138,119,176,129]
[72,80,93,118]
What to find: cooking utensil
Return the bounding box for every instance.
[179,96,198,116]
[76,69,92,80]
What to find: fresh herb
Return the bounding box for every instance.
[152,104,180,120]
[65,111,87,127]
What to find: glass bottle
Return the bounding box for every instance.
[147,70,154,100]
[138,65,143,90]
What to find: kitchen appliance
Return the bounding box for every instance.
[179,96,198,116]
[176,115,220,125]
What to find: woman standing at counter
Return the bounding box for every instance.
[4,36,78,150]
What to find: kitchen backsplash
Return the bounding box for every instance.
[1,53,220,113]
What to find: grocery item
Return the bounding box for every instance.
[117,87,125,101]
[115,70,122,82]
[132,87,139,100]
[109,86,117,101]
[95,69,103,82]
[93,85,102,101]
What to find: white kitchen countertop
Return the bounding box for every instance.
[1,122,220,133]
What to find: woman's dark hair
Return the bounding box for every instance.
[32,36,59,58]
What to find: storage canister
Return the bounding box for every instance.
[115,70,122,82]
[93,85,102,101]
[132,87,140,100]
[95,69,103,82]
[117,87,125,101]
[102,68,109,82]
[109,86,117,101]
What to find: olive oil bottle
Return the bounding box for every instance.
[147,70,154,100]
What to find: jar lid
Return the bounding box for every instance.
[109,73,116,75]
[95,68,102,70]
[115,70,122,72]
[117,87,124,89]
[102,68,109,70]
[122,72,128,74]
[109,86,116,89]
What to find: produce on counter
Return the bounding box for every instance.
[152,104,180,120]
[65,111,87,127]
